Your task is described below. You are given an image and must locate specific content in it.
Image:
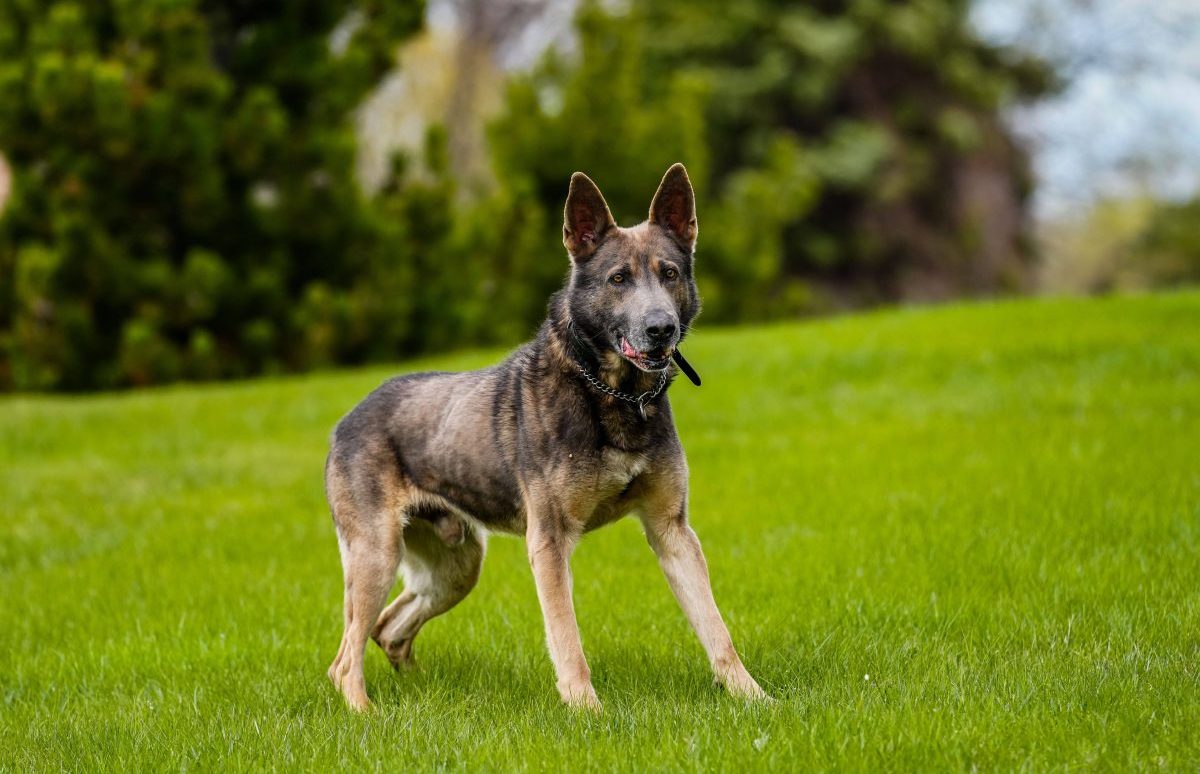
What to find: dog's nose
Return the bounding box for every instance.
[645,316,677,344]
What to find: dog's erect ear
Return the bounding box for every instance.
[649,162,697,251]
[563,172,616,260]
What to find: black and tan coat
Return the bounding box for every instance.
[326,164,765,711]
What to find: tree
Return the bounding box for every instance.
[483,0,1052,323]
[0,0,423,389]
[662,0,1052,305]
[0,0,1058,392]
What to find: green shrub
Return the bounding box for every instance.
[0,0,424,390]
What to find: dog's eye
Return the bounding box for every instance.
[664,267,679,280]
[610,273,625,285]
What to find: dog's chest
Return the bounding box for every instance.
[594,447,650,494]
[566,447,650,532]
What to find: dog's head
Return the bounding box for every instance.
[562,163,701,372]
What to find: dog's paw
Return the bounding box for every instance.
[345,694,374,712]
[375,635,416,671]
[721,672,770,702]
[559,683,603,713]
[328,664,374,712]
[565,694,604,713]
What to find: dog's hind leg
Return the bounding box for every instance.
[327,465,407,711]
[373,511,485,669]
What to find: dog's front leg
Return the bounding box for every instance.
[526,508,601,711]
[642,505,766,700]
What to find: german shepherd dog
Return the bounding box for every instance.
[326,164,765,710]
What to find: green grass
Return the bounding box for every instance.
[2,292,1199,771]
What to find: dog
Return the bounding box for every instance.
[325,163,765,711]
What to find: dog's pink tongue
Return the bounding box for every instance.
[620,338,641,359]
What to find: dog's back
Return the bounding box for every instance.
[327,356,529,537]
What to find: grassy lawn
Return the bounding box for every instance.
[2,292,1198,770]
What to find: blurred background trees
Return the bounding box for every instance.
[975,0,1200,296]
[483,0,1051,322]
[0,0,1195,391]
[0,0,424,389]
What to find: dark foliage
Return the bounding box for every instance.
[0,0,1052,391]
[0,0,423,389]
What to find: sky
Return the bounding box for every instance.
[971,0,1200,218]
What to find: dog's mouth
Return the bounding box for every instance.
[619,337,673,372]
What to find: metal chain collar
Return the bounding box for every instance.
[575,363,670,419]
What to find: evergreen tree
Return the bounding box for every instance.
[0,1,423,389]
